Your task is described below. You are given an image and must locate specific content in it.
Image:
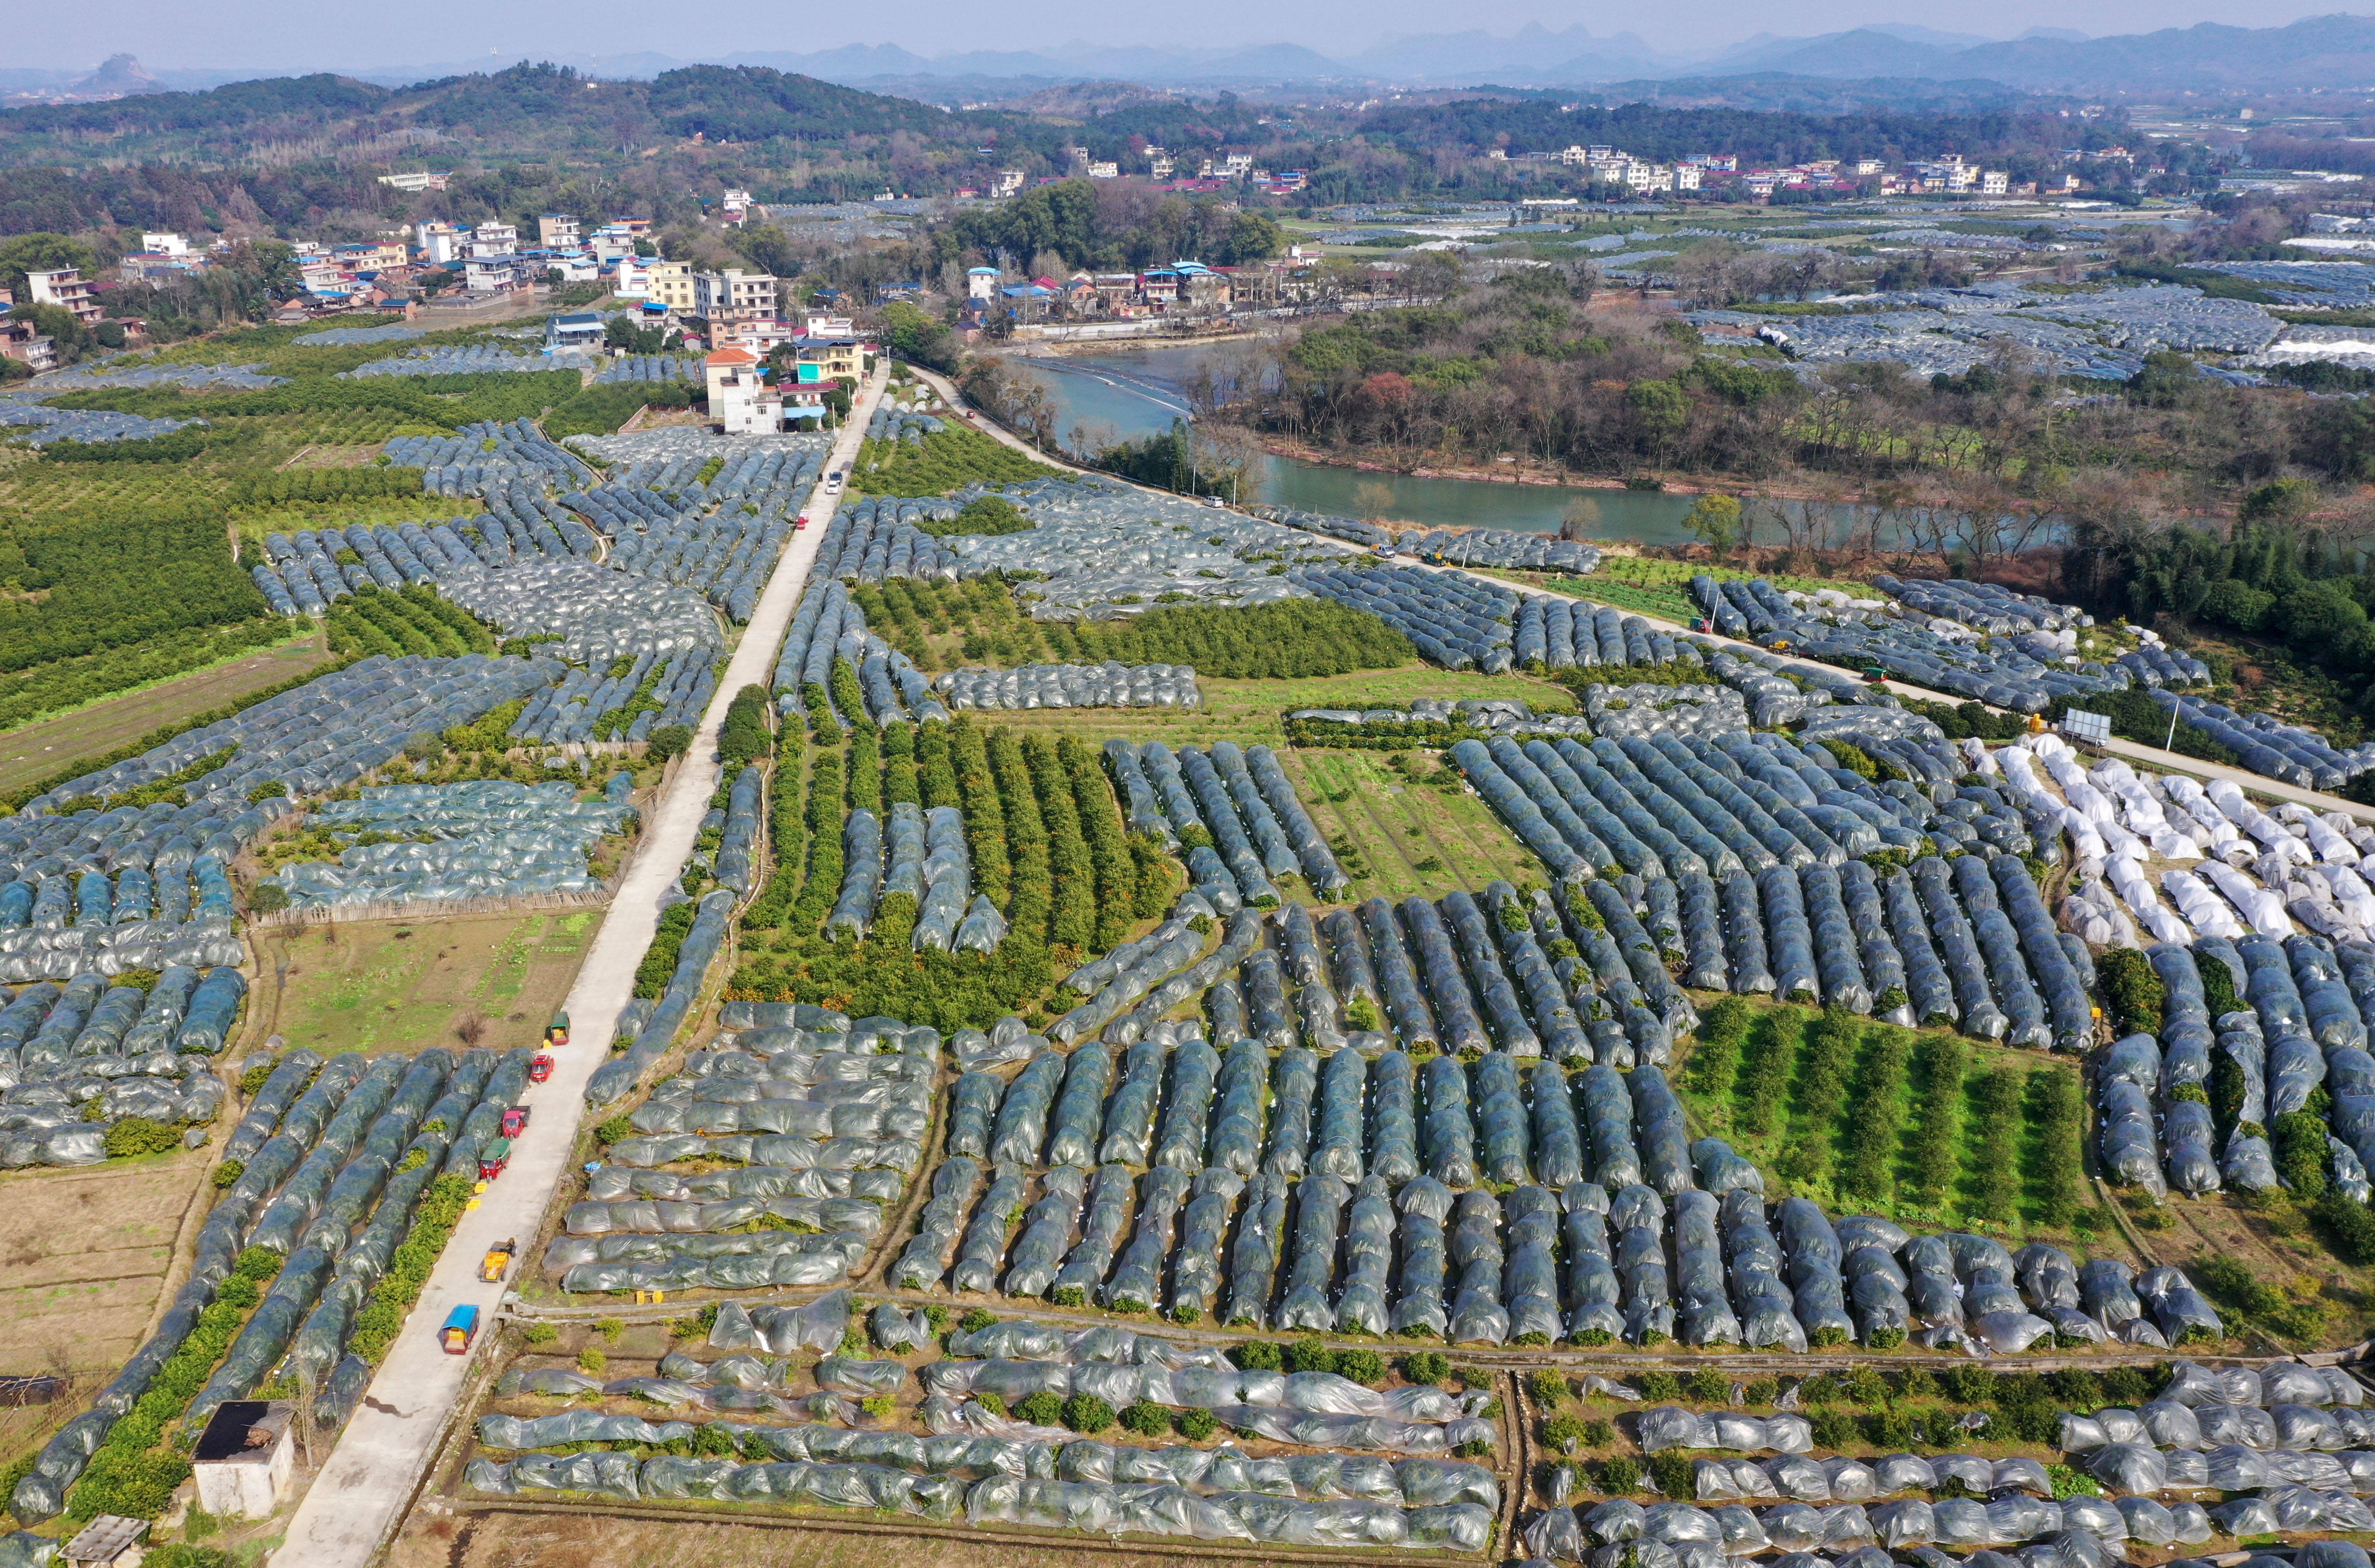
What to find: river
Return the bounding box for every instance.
[1002,343,1721,547]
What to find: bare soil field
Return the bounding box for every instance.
[0,631,334,797]
[0,1149,212,1380]
[252,910,599,1058]
[395,1504,1438,1568]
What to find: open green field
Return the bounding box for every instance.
[0,629,333,796]
[250,910,600,1058]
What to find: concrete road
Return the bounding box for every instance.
[271,366,887,1567]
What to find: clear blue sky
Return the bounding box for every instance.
[18,0,2354,75]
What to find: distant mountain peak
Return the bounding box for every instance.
[75,54,163,94]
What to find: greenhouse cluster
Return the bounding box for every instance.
[869,409,946,441]
[1289,699,1592,739]
[1686,577,2150,713]
[1868,575,2093,637]
[434,561,723,664]
[387,420,597,497]
[559,443,825,620]
[555,1019,932,1291]
[253,779,637,914]
[1290,565,1518,672]
[925,914,2208,1349]
[0,967,237,1164]
[812,496,965,583]
[466,1441,1491,1549]
[771,578,946,729]
[295,323,424,347]
[2148,693,2375,790]
[12,1044,537,1520]
[14,359,282,392]
[592,354,696,383]
[1990,734,2375,948]
[345,344,590,378]
[1581,685,1751,741]
[1517,599,1697,673]
[1266,509,1605,575]
[935,663,1202,711]
[824,800,1003,953]
[942,479,1341,620]
[1107,740,1351,903]
[509,648,717,745]
[4,654,548,975]
[2095,934,2375,1202]
[585,890,739,1110]
[1448,739,2098,1042]
[0,399,198,446]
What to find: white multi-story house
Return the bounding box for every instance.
[694,268,777,324]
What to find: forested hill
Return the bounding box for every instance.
[0,61,976,169]
[1352,99,2073,166]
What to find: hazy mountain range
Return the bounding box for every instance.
[11,13,2375,101]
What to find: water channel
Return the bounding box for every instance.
[1001,342,1721,547]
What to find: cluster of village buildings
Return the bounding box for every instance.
[1488,146,2083,199]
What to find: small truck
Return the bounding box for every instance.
[528,1053,555,1084]
[501,1105,531,1139]
[440,1303,480,1354]
[477,1137,512,1183]
[479,1238,517,1283]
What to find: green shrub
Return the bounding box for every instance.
[2094,946,2164,1034]
[1283,1337,1335,1375]
[958,1308,998,1334]
[2276,1110,2331,1200]
[1542,1414,1588,1453]
[1334,1347,1385,1385]
[1015,1391,1063,1426]
[2314,1191,2375,1265]
[1121,1400,1171,1435]
[1061,1393,1116,1433]
[1399,1350,1450,1385]
[1174,1407,1217,1441]
[1598,1456,1641,1493]
[103,1117,182,1158]
[523,1322,558,1346]
[1648,1453,1694,1498]
[210,1159,244,1190]
[646,723,694,762]
[1231,1340,1284,1372]
[1635,1370,1681,1402]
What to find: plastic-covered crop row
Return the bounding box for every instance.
[18,651,551,859]
[12,1043,529,1521]
[592,353,699,384]
[565,1030,932,1292]
[1289,564,1516,672]
[2119,937,2375,1202]
[1289,697,1592,741]
[1687,572,2132,713]
[1116,742,1348,898]
[2148,691,2375,791]
[767,579,947,728]
[1269,508,1601,577]
[466,1448,1492,1547]
[935,662,1201,712]
[256,778,634,913]
[387,419,596,498]
[814,495,963,585]
[586,889,737,1107]
[351,344,589,379]
[1523,1491,2213,1563]
[513,648,712,744]
[1583,683,1748,740]
[433,560,723,665]
[944,479,1344,620]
